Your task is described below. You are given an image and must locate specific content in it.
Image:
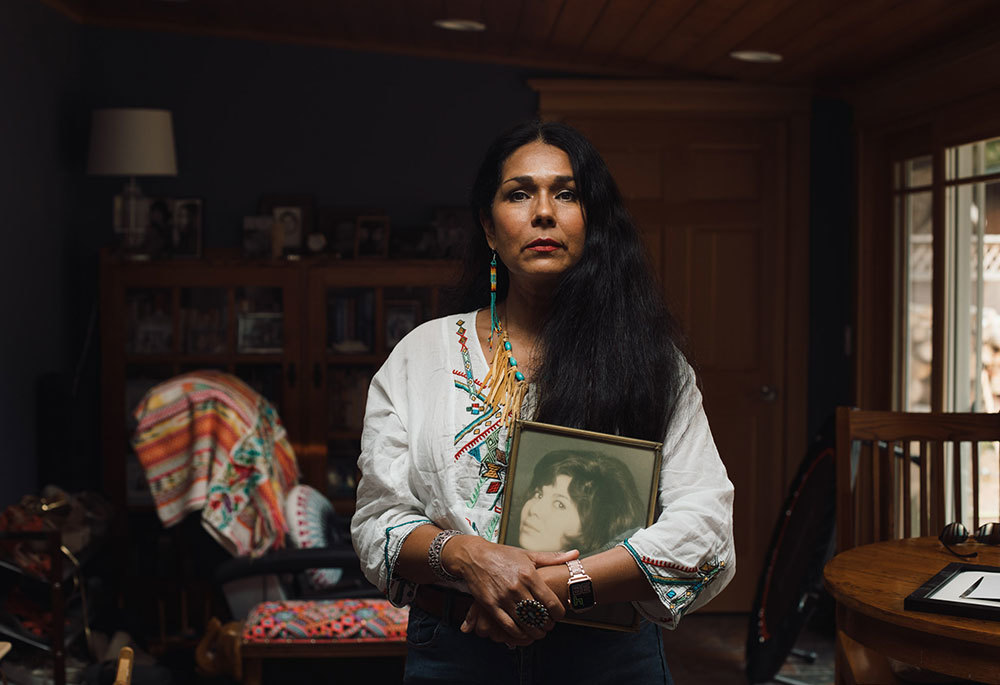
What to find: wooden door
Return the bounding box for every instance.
[559,113,800,611]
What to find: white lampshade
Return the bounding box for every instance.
[87,108,178,177]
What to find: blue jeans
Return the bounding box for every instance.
[404,604,674,685]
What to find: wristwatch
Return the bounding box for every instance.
[565,559,596,612]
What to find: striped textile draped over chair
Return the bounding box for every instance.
[132,370,299,557]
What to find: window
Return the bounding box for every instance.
[895,137,1000,412]
[894,136,1000,524]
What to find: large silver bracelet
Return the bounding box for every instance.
[428,529,463,582]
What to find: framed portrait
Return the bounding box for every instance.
[242,215,274,258]
[273,206,303,254]
[259,194,315,256]
[236,312,284,353]
[318,206,384,259]
[171,198,203,258]
[355,215,391,258]
[384,300,422,350]
[499,420,663,631]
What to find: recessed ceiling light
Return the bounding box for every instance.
[433,18,486,32]
[729,50,783,64]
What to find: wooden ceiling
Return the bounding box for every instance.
[45,0,1000,88]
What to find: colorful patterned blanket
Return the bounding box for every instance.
[132,371,299,556]
[243,600,408,642]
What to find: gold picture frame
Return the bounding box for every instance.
[499,420,663,631]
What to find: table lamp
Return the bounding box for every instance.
[87,108,177,251]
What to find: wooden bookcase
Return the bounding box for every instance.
[99,249,460,513]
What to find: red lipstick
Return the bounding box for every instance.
[526,238,562,252]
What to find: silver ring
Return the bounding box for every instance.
[514,598,550,628]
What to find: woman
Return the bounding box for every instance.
[351,120,735,683]
[516,450,645,557]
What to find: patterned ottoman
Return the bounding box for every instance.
[241,599,409,684]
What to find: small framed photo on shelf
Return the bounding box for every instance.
[242,215,274,258]
[355,215,390,258]
[385,300,422,350]
[273,206,303,255]
[498,420,663,631]
[237,312,284,353]
[171,198,203,258]
[144,197,173,257]
[259,194,315,257]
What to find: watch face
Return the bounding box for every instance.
[569,579,595,611]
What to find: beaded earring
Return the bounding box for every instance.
[489,250,499,347]
[483,250,527,427]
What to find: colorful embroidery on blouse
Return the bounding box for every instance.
[453,374,500,444]
[451,319,508,542]
[621,539,726,619]
[455,319,477,401]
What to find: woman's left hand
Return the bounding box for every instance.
[445,536,577,644]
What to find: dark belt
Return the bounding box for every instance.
[413,585,476,628]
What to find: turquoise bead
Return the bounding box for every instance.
[504,341,512,351]
[508,358,517,366]
[515,371,525,381]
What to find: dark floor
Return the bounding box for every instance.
[663,612,835,685]
[239,612,835,685]
[1,611,831,684]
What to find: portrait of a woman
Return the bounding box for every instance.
[515,450,645,557]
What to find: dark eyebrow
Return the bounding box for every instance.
[501,175,575,185]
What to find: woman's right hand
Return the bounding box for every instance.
[442,535,577,645]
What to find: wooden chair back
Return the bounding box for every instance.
[835,406,1000,553]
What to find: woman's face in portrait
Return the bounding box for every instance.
[484,141,586,287]
[519,473,582,552]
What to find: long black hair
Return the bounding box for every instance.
[458,120,686,442]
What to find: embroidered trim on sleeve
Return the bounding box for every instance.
[383,518,431,585]
[621,539,726,621]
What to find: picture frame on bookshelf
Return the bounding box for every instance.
[355,215,390,258]
[273,206,303,255]
[171,198,203,258]
[385,299,422,350]
[242,215,274,258]
[319,206,382,259]
[237,312,284,353]
[259,194,315,257]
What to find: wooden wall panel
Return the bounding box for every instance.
[536,81,809,612]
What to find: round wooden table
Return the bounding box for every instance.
[823,537,1000,684]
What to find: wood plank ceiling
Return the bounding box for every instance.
[45,0,1000,88]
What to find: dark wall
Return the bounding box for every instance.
[806,98,854,441]
[0,0,84,507]
[78,28,541,251]
[2,7,544,507]
[1,1,857,506]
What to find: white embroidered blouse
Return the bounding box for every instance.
[350,312,736,628]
